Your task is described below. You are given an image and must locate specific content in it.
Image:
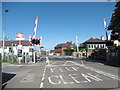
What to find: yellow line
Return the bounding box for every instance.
[63,61,68,66]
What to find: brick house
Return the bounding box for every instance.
[54,41,74,55]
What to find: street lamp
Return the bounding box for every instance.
[2,9,8,60]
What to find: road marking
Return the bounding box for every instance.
[70,61,120,81]
[48,75,61,84]
[87,73,103,81]
[41,77,45,82]
[59,68,64,72]
[59,75,74,84]
[69,74,81,83]
[65,67,74,71]
[71,67,78,71]
[50,68,54,73]
[40,59,47,88]
[40,82,44,88]
[63,61,68,66]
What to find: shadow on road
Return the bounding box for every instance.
[2,72,16,90]
[84,58,120,67]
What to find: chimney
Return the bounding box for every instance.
[69,41,72,44]
[101,36,104,40]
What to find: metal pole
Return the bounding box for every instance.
[2,12,7,61]
[2,10,8,61]
[11,41,14,62]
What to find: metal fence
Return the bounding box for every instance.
[3,52,37,63]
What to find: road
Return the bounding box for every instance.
[2,56,120,89]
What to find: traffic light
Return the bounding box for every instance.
[18,49,22,57]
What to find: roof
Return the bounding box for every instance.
[0,40,30,46]
[83,38,105,44]
[55,41,73,48]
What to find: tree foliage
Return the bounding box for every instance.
[64,47,73,51]
[108,1,120,34]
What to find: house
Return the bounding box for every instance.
[83,37,106,57]
[0,40,36,63]
[54,41,74,55]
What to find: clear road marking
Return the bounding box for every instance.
[70,61,120,81]
[87,73,103,81]
[81,73,103,82]
[59,75,74,84]
[48,73,103,85]
[48,75,61,84]
[69,74,81,83]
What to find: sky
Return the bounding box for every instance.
[1,2,116,50]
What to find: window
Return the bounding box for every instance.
[91,45,93,48]
[89,44,91,48]
[94,45,96,48]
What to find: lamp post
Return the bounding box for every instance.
[2,10,8,61]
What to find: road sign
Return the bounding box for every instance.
[16,33,24,40]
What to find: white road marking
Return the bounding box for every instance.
[65,67,74,71]
[48,75,61,84]
[87,73,103,81]
[59,68,64,72]
[81,73,103,82]
[71,67,78,71]
[41,77,45,82]
[70,61,120,81]
[69,74,81,83]
[40,82,44,88]
[59,75,74,84]
[50,68,54,73]
[40,59,47,88]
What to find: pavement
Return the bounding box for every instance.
[1,56,120,89]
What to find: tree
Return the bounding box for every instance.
[108,1,120,34]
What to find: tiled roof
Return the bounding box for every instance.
[55,41,73,48]
[0,40,30,46]
[83,38,105,44]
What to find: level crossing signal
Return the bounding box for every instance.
[29,38,41,45]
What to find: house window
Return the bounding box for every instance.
[88,44,90,48]
[103,45,105,48]
[91,45,93,48]
[94,45,96,48]
[97,44,99,48]
[100,45,103,48]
